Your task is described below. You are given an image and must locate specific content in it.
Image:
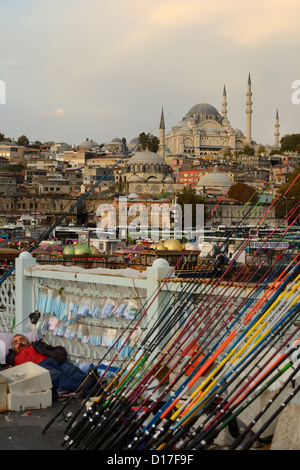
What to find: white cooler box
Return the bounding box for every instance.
[0,362,52,411]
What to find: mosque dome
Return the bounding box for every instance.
[206,126,219,133]
[129,150,166,165]
[128,174,145,183]
[163,175,175,183]
[197,169,233,188]
[187,103,220,116]
[180,126,193,133]
[234,128,244,135]
[129,137,139,144]
[79,138,98,149]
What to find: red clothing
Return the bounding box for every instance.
[14,344,48,366]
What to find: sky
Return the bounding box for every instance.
[0,0,300,148]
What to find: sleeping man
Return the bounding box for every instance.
[6,334,98,400]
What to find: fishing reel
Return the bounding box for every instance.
[29,310,41,324]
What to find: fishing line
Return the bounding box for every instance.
[84,207,300,448]
[175,307,300,450]
[42,158,298,440]
[147,244,300,446]
[135,302,300,450]
[142,209,300,426]
[106,242,300,448]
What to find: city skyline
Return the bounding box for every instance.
[0,0,300,148]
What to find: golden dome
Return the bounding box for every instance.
[90,245,99,254]
[156,243,167,251]
[163,239,183,251]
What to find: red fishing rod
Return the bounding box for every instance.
[181,305,300,450]
[59,160,298,446]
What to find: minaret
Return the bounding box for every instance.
[159,107,166,158]
[222,85,227,119]
[246,73,252,145]
[274,109,280,148]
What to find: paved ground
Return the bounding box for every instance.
[0,398,83,450]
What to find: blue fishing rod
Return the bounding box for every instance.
[168,302,300,451]
[131,214,300,438]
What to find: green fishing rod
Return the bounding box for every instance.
[150,258,300,450]
[100,208,300,448]
[241,372,300,450]
[120,258,300,452]
[62,160,298,446]
[229,340,300,449]
[74,225,296,448]
[154,307,300,451]
[181,303,300,450]
[135,209,300,436]
[192,330,300,450]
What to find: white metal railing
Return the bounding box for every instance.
[0,274,15,333]
[13,253,175,370]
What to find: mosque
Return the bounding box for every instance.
[115,74,280,195]
[158,74,280,158]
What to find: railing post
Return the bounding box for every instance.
[146,259,175,398]
[15,252,36,334]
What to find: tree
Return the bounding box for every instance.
[176,186,206,228]
[0,132,4,142]
[257,145,265,155]
[280,134,300,153]
[17,135,29,146]
[243,144,255,155]
[227,182,258,203]
[138,132,159,153]
[269,148,281,156]
[275,166,300,222]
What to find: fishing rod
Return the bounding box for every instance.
[55,161,296,440]
[228,340,300,450]
[182,273,300,424]
[79,202,300,448]
[168,304,300,451]
[189,325,300,450]
[64,246,298,448]
[137,207,300,430]
[133,299,300,450]
[148,250,300,448]
[100,237,300,450]
[180,290,300,436]
[119,187,300,448]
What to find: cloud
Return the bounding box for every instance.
[39,108,66,117]
[109,0,300,53]
[44,64,65,73]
